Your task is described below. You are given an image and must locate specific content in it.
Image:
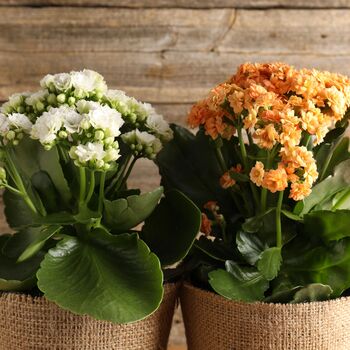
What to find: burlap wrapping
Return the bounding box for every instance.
[181,283,350,350]
[0,283,178,350]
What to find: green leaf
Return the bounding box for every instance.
[194,236,233,262]
[283,238,350,297]
[291,284,333,303]
[12,137,71,205]
[0,235,44,291]
[300,159,350,215]
[281,210,303,222]
[304,210,350,242]
[241,208,275,233]
[319,137,350,181]
[141,190,201,266]
[209,261,269,302]
[18,225,62,263]
[257,247,282,281]
[3,190,37,229]
[236,231,267,265]
[103,187,163,232]
[37,231,163,324]
[264,286,302,303]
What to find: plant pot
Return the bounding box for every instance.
[0,283,178,350]
[181,283,350,350]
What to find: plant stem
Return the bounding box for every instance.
[117,157,137,191]
[319,137,342,182]
[98,172,106,214]
[215,146,227,173]
[85,170,95,204]
[79,167,86,206]
[276,191,284,248]
[237,124,260,209]
[105,154,132,195]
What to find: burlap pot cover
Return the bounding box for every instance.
[181,283,350,350]
[0,283,178,350]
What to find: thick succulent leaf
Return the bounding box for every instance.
[0,235,44,291]
[236,231,267,265]
[264,286,302,303]
[194,236,233,262]
[299,159,350,215]
[3,190,37,229]
[304,210,350,242]
[257,247,282,281]
[103,187,163,232]
[156,125,234,216]
[141,190,201,266]
[209,261,269,302]
[242,208,275,233]
[318,137,350,181]
[37,231,163,324]
[12,137,71,205]
[18,225,62,262]
[291,284,333,303]
[283,237,350,297]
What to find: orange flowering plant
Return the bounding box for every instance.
[157,63,350,303]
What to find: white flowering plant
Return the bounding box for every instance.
[0,70,200,323]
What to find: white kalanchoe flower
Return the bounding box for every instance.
[25,90,49,113]
[105,89,138,116]
[52,73,72,92]
[71,69,107,98]
[8,113,32,133]
[61,106,83,134]
[122,129,163,159]
[70,142,120,169]
[78,101,124,138]
[0,114,9,135]
[145,110,173,142]
[31,108,63,147]
[1,92,30,114]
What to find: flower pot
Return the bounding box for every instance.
[0,283,178,350]
[181,283,350,350]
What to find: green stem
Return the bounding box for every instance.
[85,170,95,204]
[79,167,86,206]
[105,154,132,195]
[215,146,227,173]
[332,188,350,210]
[319,137,342,182]
[237,124,260,209]
[3,184,22,195]
[276,191,284,248]
[260,189,267,213]
[118,157,137,191]
[98,172,106,214]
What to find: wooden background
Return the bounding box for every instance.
[1,0,350,348]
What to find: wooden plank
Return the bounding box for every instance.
[0,0,349,8]
[218,9,350,54]
[0,7,235,53]
[1,8,350,55]
[1,51,350,104]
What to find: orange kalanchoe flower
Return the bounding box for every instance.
[187,62,350,201]
[220,164,243,189]
[200,213,212,236]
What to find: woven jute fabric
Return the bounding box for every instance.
[0,283,179,350]
[181,283,350,350]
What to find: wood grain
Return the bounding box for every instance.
[1,51,350,104]
[0,0,349,8]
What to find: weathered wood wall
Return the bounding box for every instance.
[1,1,350,348]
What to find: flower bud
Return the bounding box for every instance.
[6,130,15,140]
[17,132,23,140]
[58,130,68,139]
[12,140,19,146]
[36,101,45,112]
[57,94,66,104]
[94,130,104,141]
[0,167,6,182]
[96,92,103,100]
[95,160,104,169]
[47,93,57,105]
[104,137,114,146]
[68,96,76,106]
[136,144,143,152]
[17,106,25,114]
[80,120,90,130]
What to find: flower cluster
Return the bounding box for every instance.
[188,63,350,201]
[0,70,172,170]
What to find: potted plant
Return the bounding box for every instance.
[157,62,350,350]
[0,69,201,349]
